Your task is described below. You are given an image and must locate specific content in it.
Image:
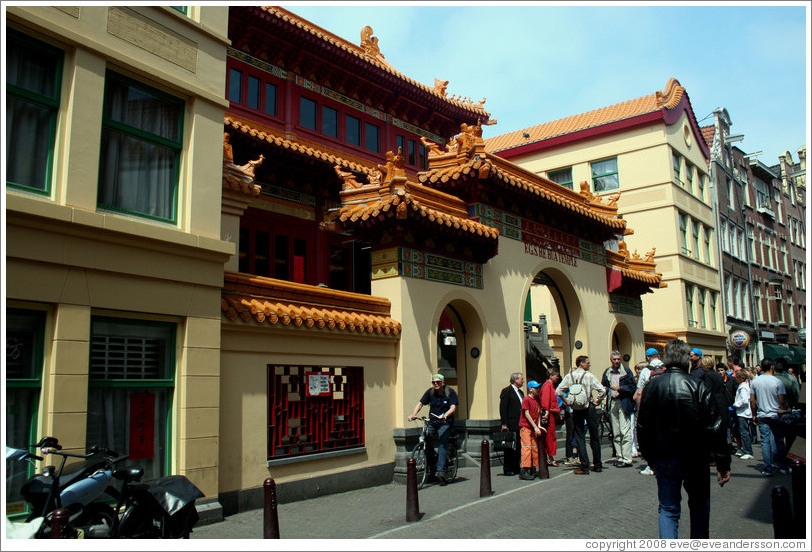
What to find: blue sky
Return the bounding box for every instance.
[283,2,809,166]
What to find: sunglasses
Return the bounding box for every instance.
[431,380,443,384]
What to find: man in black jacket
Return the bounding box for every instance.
[637,339,731,539]
[499,372,524,476]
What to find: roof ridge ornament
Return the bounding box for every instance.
[360,25,385,61]
[434,78,448,97]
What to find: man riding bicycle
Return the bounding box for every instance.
[408,374,459,485]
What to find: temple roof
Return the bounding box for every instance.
[222,272,401,335]
[225,115,374,176]
[484,78,705,157]
[606,243,666,290]
[244,6,490,119]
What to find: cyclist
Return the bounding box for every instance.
[408,373,458,485]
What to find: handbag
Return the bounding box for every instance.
[492,430,516,451]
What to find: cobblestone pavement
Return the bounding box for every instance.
[191,440,803,542]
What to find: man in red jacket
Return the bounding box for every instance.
[539,372,562,466]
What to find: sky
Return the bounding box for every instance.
[283,1,810,166]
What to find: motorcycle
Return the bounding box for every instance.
[6,437,203,538]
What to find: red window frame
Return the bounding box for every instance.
[226,59,284,122]
[239,210,315,285]
[267,365,365,459]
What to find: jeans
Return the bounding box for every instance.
[426,421,452,473]
[757,417,787,473]
[737,416,753,455]
[651,458,711,539]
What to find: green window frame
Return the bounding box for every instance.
[171,6,188,15]
[685,163,694,194]
[97,71,184,223]
[692,221,701,260]
[6,29,63,195]
[87,317,176,480]
[591,158,619,192]
[672,152,682,186]
[685,283,695,326]
[709,292,718,330]
[698,289,706,328]
[5,308,46,518]
[679,214,689,254]
[703,226,712,265]
[547,167,573,189]
[697,173,706,200]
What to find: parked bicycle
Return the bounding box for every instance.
[409,416,459,488]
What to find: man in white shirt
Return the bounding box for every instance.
[556,355,606,474]
[750,358,788,476]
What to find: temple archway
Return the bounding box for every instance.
[611,322,634,366]
[435,299,484,420]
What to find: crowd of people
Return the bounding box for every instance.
[407,340,804,537]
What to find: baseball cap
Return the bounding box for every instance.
[645,348,659,357]
[690,348,703,357]
[527,380,541,389]
[431,374,445,382]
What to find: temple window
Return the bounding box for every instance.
[300,96,317,130]
[345,114,361,146]
[591,157,619,192]
[246,75,260,110]
[322,106,338,138]
[228,68,242,103]
[365,122,379,153]
[6,29,63,195]
[98,71,183,223]
[238,215,312,284]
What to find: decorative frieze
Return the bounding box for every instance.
[371,247,483,289]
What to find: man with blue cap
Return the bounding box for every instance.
[689,348,703,378]
[519,380,543,480]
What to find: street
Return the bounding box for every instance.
[191,440,800,541]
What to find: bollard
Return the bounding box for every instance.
[791,465,806,539]
[479,440,493,497]
[537,432,549,480]
[771,486,793,539]
[50,508,70,538]
[263,477,280,539]
[406,458,420,522]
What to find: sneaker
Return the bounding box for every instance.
[778,467,789,475]
[640,466,654,475]
[734,450,743,457]
[564,457,580,467]
[761,470,774,477]
[740,454,754,460]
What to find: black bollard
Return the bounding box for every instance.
[406,458,420,522]
[263,477,280,539]
[537,431,549,479]
[51,508,70,538]
[480,440,493,497]
[791,465,806,538]
[771,485,793,539]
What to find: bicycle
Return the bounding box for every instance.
[409,416,458,488]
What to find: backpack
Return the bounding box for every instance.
[565,373,589,410]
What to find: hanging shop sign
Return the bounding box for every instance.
[730,330,750,349]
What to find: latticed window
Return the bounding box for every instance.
[87,317,175,480]
[267,365,364,459]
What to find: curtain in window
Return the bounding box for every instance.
[99,129,176,220]
[5,389,37,509]
[6,97,53,190]
[86,388,169,480]
[105,80,179,141]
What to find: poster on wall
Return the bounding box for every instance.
[307,372,331,397]
[129,393,155,460]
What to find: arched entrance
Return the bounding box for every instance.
[524,268,583,381]
[612,322,633,365]
[435,299,484,420]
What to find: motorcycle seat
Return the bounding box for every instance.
[113,468,144,483]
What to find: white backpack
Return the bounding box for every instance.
[565,373,589,410]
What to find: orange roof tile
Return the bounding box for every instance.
[224,115,375,176]
[257,6,490,119]
[222,272,401,335]
[701,125,715,149]
[223,162,261,197]
[419,153,627,231]
[606,246,664,288]
[335,185,499,239]
[484,78,686,153]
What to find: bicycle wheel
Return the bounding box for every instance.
[445,440,459,483]
[411,443,428,489]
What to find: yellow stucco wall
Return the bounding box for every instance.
[5,6,230,498]
[504,113,728,359]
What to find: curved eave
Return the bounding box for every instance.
[246,6,490,120]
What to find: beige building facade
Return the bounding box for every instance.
[485,78,728,361]
[5,5,231,515]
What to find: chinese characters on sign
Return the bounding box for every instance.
[307,372,331,397]
[128,393,155,460]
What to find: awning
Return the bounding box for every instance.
[790,345,807,365]
[762,342,794,362]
